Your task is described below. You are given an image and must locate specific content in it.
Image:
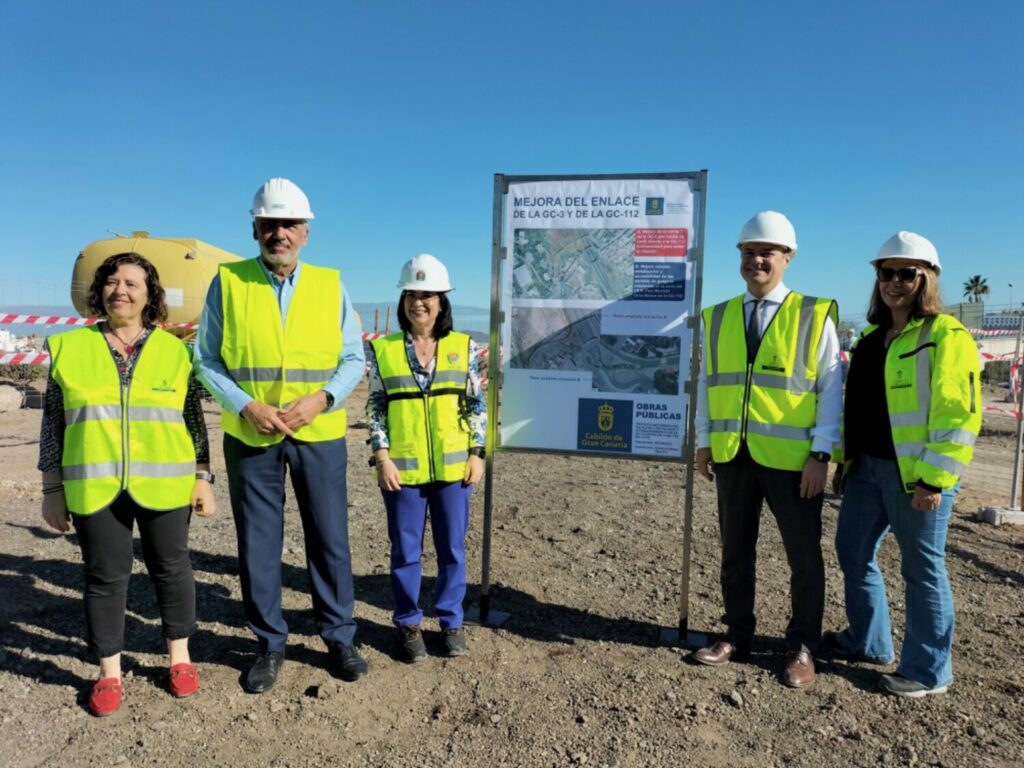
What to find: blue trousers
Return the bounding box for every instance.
[835,455,956,688]
[225,434,356,652]
[382,481,471,630]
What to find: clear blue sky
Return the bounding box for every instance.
[2,1,1021,323]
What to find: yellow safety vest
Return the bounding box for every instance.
[47,326,196,515]
[371,332,472,485]
[219,259,347,446]
[703,292,837,471]
[837,315,980,492]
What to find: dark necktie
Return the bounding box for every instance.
[746,299,762,363]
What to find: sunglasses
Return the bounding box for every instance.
[876,266,922,283]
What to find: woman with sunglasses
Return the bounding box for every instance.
[826,232,981,698]
[366,253,486,662]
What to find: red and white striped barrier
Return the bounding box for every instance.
[1,313,199,331]
[0,313,99,327]
[0,352,50,365]
[968,328,1021,337]
[983,404,1022,420]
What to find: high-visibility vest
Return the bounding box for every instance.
[47,326,195,515]
[839,315,980,492]
[703,292,837,471]
[219,259,346,446]
[370,332,471,485]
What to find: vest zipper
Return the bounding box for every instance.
[121,362,132,490]
[422,394,436,482]
[741,360,753,440]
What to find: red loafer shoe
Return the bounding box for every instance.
[89,677,123,717]
[169,663,199,698]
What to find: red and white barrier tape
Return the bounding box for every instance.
[968,328,1022,337]
[1,314,199,330]
[0,352,50,365]
[983,404,1022,419]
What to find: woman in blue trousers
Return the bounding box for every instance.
[828,232,981,698]
[366,253,487,662]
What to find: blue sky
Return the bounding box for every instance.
[2,0,1021,326]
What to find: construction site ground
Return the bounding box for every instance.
[1,379,1021,768]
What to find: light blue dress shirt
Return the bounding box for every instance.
[194,258,365,417]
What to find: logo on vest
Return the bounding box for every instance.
[151,379,178,393]
[447,353,460,364]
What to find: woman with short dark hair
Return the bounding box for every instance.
[39,252,215,716]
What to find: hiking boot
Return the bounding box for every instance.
[398,625,427,663]
[442,627,467,658]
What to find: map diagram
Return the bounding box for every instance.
[509,307,680,395]
[512,229,635,300]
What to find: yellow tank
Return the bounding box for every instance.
[71,232,244,333]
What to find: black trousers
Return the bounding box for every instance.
[72,492,195,659]
[713,446,825,651]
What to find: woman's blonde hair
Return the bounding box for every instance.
[866,265,944,326]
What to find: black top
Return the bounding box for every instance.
[843,328,897,462]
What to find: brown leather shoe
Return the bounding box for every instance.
[782,650,816,688]
[692,641,748,667]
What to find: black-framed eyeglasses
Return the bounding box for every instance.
[876,266,921,283]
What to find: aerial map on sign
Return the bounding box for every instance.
[509,306,680,395]
[512,229,635,300]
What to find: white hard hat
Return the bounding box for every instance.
[737,211,798,253]
[871,231,941,275]
[250,178,315,220]
[398,253,452,292]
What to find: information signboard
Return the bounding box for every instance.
[496,175,703,459]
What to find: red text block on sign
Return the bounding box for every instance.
[634,228,688,257]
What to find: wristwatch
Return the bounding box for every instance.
[808,451,831,464]
[323,391,335,409]
[195,471,216,484]
[468,447,486,459]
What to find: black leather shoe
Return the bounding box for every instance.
[330,645,368,682]
[245,651,285,693]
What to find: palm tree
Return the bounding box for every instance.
[963,275,989,303]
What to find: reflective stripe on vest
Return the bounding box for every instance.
[371,332,471,485]
[868,315,981,491]
[703,292,837,471]
[47,326,195,515]
[219,259,347,445]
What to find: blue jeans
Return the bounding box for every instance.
[834,455,957,688]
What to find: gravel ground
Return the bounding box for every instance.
[1,380,1022,768]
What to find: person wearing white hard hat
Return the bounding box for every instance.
[365,254,487,662]
[195,178,368,691]
[825,232,980,698]
[692,211,843,689]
